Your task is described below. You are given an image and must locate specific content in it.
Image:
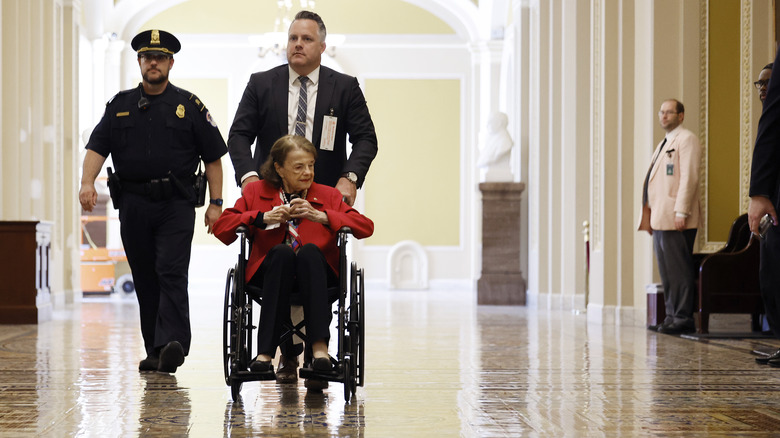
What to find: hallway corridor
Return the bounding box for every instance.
[2,286,780,436]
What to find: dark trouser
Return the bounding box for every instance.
[653,229,697,326]
[760,225,780,339]
[249,245,295,356]
[296,244,339,347]
[118,193,195,357]
[253,244,338,359]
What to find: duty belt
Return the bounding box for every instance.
[122,175,195,201]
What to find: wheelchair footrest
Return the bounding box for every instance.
[299,366,343,382]
[230,369,277,383]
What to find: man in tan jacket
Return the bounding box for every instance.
[639,99,701,334]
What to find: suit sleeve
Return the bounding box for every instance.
[674,132,701,215]
[228,77,262,186]
[343,77,378,188]
[750,46,780,203]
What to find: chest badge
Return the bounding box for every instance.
[176,104,185,119]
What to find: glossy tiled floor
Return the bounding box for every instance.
[3,286,780,437]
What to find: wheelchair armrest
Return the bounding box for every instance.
[337,227,352,250]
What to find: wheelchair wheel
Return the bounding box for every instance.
[223,267,236,386]
[343,356,353,402]
[224,264,250,401]
[349,262,365,388]
[231,378,243,402]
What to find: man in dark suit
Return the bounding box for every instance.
[228,10,377,206]
[749,48,780,366]
[227,10,377,387]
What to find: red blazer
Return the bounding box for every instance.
[213,180,374,280]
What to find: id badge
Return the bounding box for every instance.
[666,163,674,175]
[320,115,337,151]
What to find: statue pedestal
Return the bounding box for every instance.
[477,182,526,305]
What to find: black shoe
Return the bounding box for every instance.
[250,358,272,372]
[649,320,673,332]
[657,322,695,335]
[312,357,333,372]
[759,349,780,365]
[138,356,159,371]
[157,341,185,373]
[276,354,299,383]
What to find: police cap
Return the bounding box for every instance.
[131,29,181,57]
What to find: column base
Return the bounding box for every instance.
[478,273,526,305]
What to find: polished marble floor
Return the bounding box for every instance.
[3,285,780,437]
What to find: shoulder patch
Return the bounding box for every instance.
[206,111,218,128]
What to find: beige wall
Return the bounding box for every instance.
[707,0,746,243]
[141,0,454,35]
[170,78,230,246]
[363,78,461,246]
[1,0,81,307]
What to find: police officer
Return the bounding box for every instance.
[78,30,228,373]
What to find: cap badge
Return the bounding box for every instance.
[151,30,160,45]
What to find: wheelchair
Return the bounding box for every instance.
[222,225,365,402]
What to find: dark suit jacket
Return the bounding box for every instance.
[228,64,378,188]
[751,48,780,208]
[212,180,374,280]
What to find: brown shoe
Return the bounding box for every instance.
[276,354,299,383]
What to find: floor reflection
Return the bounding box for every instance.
[2,288,780,436]
[139,373,191,436]
[222,383,364,437]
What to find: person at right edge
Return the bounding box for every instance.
[228,10,378,388]
[749,47,780,367]
[638,99,702,335]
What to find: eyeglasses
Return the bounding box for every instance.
[138,53,171,62]
[658,110,678,116]
[754,80,770,90]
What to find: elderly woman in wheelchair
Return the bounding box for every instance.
[213,135,373,379]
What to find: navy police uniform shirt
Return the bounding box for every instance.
[86,83,227,181]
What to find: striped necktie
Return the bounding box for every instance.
[294,76,309,137]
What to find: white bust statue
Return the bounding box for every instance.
[478,112,514,182]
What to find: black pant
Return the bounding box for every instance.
[250,243,337,358]
[653,229,697,326]
[119,193,195,357]
[249,245,295,356]
[761,225,780,338]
